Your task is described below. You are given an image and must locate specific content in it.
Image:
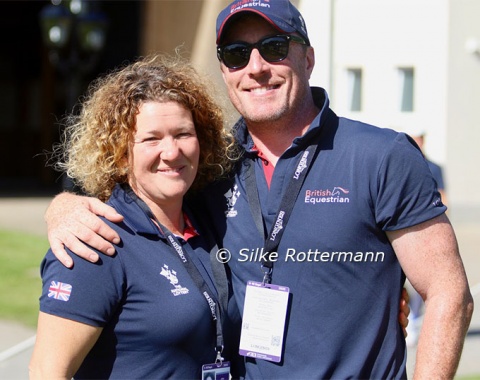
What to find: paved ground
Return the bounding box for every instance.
[0,197,479,379]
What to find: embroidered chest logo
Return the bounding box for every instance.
[304,187,351,204]
[224,184,240,217]
[160,264,189,296]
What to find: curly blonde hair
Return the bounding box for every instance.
[55,54,237,201]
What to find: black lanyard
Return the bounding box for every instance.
[244,144,318,284]
[162,228,225,362]
[128,186,226,362]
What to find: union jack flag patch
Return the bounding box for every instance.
[48,281,72,302]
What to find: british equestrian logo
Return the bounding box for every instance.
[225,184,241,217]
[304,187,350,204]
[160,264,189,296]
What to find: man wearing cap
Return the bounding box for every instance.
[44,0,473,378]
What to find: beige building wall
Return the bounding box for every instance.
[140,0,203,57]
[302,0,449,165]
[447,0,480,221]
[300,0,480,221]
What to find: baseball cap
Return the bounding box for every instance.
[216,0,310,45]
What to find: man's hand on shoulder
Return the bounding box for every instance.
[45,192,124,268]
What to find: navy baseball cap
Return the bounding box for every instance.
[216,0,310,45]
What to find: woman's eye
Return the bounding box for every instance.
[141,137,161,146]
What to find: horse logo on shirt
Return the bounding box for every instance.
[160,264,189,296]
[224,184,240,217]
[332,187,350,196]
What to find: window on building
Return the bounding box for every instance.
[398,67,414,112]
[347,68,362,111]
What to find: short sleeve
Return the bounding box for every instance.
[375,133,446,231]
[39,248,125,327]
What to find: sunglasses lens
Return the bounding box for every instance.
[259,37,289,62]
[220,35,291,69]
[222,43,250,69]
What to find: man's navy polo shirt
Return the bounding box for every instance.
[203,87,446,379]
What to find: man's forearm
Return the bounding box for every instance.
[412,290,473,379]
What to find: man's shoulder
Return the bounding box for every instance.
[332,117,402,151]
[338,117,397,136]
[426,159,442,172]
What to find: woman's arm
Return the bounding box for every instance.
[29,312,103,380]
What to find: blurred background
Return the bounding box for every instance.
[1,0,479,218]
[0,0,478,379]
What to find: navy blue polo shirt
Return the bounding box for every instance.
[39,184,219,379]
[202,87,445,379]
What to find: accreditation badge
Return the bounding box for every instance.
[201,361,230,380]
[239,281,290,362]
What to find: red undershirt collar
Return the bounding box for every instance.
[152,212,199,241]
[253,145,274,189]
[183,213,199,241]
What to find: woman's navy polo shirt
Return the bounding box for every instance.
[39,184,219,379]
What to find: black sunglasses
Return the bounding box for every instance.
[217,34,308,69]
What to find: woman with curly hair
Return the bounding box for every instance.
[29,54,239,379]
